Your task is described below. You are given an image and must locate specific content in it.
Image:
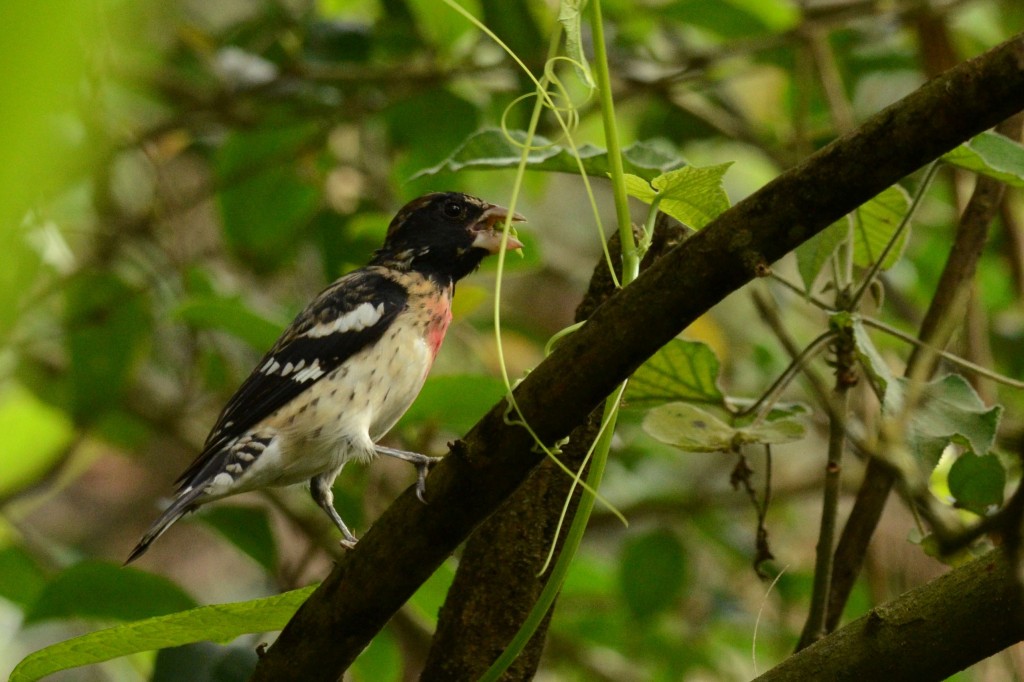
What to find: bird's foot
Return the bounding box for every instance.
[415,456,443,503]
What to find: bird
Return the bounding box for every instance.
[126,192,524,563]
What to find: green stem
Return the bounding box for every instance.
[590,0,637,282]
[735,330,837,421]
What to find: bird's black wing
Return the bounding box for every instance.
[175,268,408,487]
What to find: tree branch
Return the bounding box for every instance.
[757,551,1024,681]
[250,33,1024,682]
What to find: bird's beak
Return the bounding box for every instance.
[471,204,526,254]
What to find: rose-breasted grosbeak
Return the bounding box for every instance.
[126,192,524,563]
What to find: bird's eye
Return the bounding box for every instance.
[442,200,465,219]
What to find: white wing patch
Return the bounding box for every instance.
[305,302,385,338]
[292,359,325,382]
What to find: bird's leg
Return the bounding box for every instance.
[374,445,442,503]
[310,472,358,549]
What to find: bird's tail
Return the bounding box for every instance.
[124,489,202,565]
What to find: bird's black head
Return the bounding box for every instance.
[372,192,525,282]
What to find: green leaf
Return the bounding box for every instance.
[642,402,805,452]
[405,0,479,54]
[0,383,74,497]
[150,641,257,682]
[625,163,733,229]
[398,374,506,434]
[851,318,894,400]
[350,629,401,682]
[948,453,1006,515]
[413,128,685,181]
[943,131,1024,188]
[886,374,1003,468]
[64,273,150,421]
[852,185,911,271]
[742,418,806,445]
[626,339,724,410]
[198,506,277,571]
[619,529,687,621]
[215,124,321,272]
[0,223,43,336]
[0,545,48,609]
[795,218,848,292]
[558,0,595,89]
[174,296,285,350]
[384,88,480,161]
[406,559,457,626]
[644,403,736,452]
[664,0,798,38]
[10,586,316,682]
[729,399,809,425]
[24,561,197,624]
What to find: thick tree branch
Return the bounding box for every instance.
[757,551,1024,681]
[250,34,1024,682]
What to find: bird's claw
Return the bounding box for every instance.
[415,456,443,503]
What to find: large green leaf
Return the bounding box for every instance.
[795,183,911,288]
[0,223,43,336]
[10,586,316,682]
[886,374,1003,467]
[198,506,278,571]
[65,273,150,421]
[643,402,804,453]
[413,128,686,181]
[405,0,480,54]
[215,124,321,272]
[384,88,480,161]
[626,339,724,410]
[0,545,48,609]
[24,561,197,624]
[852,184,911,270]
[398,374,506,434]
[623,163,732,229]
[173,295,285,351]
[663,0,798,38]
[943,130,1024,188]
[795,218,848,292]
[150,641,257,682]
[948,452,1005,515]
[0,383,74,497]
[350,629,401,682]
[619,529,687,622]
[0,3,97,229]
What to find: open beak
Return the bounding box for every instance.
[470,204,526,254]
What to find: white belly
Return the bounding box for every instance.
[278,320,432,469]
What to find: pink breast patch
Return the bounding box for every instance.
[425,297,453,360]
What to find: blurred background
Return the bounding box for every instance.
[1,0,1023,679]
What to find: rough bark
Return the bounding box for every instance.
[758,551,1024,682]
[249,33,1024,682]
